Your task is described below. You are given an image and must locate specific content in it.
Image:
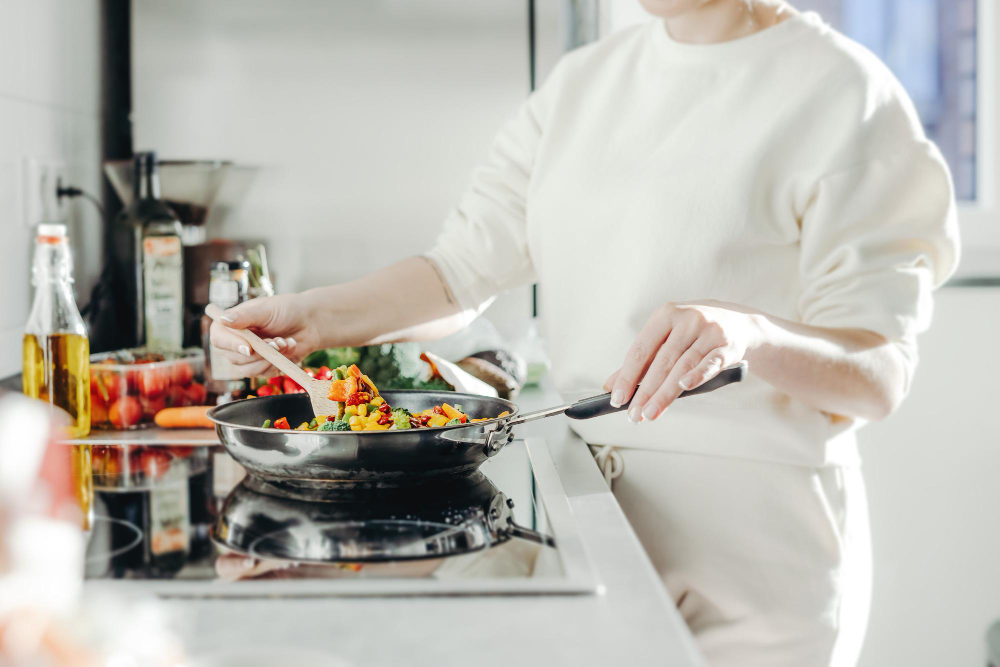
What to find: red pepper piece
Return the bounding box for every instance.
[419,414,432,425]
[256,385,275,397]
[409,417,422,429]
[282,377,301,395]
[267,376,284,387]
[274,417,290,430]
[378,403,391,414]
[345,392,372,406]
[377,412,391,425]
[433,406,446,417]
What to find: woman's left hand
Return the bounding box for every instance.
[604,300,762,423]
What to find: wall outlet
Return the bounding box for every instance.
[22,157,68,228]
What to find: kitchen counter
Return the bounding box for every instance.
[88,385,705,667]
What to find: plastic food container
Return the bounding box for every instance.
[91,444,208,491]
[89,348,205,430]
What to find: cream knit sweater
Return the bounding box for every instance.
[428,12,960,466]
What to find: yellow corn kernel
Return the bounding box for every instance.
[345,405,357,416]
[316,415,328,425]
[358,404,368,417]
[371,397,384,406]
[295,422,311,430]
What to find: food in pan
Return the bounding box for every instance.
[258,363,508,432]
[303,343,453,391]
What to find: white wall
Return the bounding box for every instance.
[0,0,104,376]
[857,287,1000,667]
[131,0,545,340]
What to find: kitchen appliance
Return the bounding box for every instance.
[89,158,258,352]
[207,363,748,487]
[83,438,599,597]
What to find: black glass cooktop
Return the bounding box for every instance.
[82,440,590,595]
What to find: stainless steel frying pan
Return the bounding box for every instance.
[208,362,747,488]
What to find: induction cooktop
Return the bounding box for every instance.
[83,438,599,597]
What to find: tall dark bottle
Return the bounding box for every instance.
[122,152,185,350]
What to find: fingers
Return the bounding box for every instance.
[228,358,276,378]
[609,305,674,408]
[626,334,700,423]
[678,346,733,393]
[602,370,620,393]
[217,296,280,331]
[638,345,712,421]
[210,316,301,378]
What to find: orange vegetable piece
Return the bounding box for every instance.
[274,417,290,430]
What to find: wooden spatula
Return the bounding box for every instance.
[205,304,340,418]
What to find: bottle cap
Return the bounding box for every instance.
[37,223,67,240]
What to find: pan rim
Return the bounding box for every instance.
[206,390,520,436]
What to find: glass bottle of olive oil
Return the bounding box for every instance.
[22,224,92,528]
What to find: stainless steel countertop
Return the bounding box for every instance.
[86,383,705,667]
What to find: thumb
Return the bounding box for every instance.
[216,297,276,331]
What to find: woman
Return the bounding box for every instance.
[211,0,959,664]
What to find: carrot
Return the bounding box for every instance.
[154,406,214,429]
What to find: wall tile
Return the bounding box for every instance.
[19,0,100,113]
[0,0,25,98]
[0,0,101,376]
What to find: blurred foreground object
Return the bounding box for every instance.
[0,395,183,666]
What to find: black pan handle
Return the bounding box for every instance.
[564,361,748,421]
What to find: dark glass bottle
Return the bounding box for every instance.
[116,152,185,349]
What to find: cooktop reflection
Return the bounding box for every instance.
[84,439,599,597]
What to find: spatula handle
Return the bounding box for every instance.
[204,303,314,387]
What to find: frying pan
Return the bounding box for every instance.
[208,361,747,488]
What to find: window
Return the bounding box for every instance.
[797,0,978,201]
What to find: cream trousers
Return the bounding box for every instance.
[593,447,872,667]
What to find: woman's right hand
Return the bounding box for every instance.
[210,293,324,377]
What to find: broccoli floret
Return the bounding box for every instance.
[305,343,455,392]
[445,418,462,426]
[303,347,361,370]
[319,419,350,431]
[391,408,412,430]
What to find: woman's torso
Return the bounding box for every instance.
[522,14,916,466]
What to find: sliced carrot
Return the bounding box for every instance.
[154,406,213,429]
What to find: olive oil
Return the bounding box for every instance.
[22,332,91,438]
[23,224,93,530]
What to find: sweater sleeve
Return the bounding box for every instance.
[797,140,961,342]
[423,94,542,317]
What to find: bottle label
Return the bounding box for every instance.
[149,462,190,556]
[143,236,184,350]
